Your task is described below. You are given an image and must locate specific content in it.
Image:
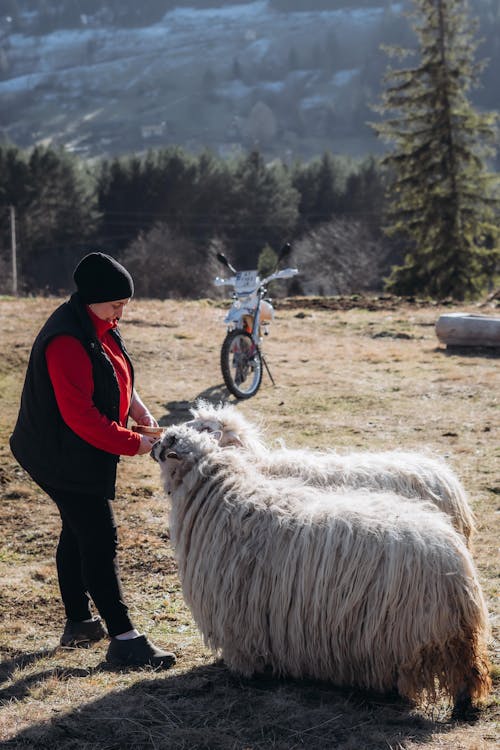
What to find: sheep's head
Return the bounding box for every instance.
[187,400,264,451]
[152,424,219,494]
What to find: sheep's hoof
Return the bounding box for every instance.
[451,692,480,723]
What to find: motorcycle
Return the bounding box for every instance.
[214,243,299,399]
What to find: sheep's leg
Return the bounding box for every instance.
[451,685,478,722]
[450,638,491,722]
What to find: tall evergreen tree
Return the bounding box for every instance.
[291,152,344,231]
[227,150,299,267]
[191,150,233,244]
[373,0,499,300]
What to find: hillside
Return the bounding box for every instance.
[1,0,498,160]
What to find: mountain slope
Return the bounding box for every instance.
[0,0,498,160]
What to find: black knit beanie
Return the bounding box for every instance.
[73,252,134,303]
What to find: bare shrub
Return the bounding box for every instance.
[294,219,391,295]
[123,223,220,299]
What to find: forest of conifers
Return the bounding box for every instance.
[0,144,388,297]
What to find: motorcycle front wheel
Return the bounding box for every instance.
[220,330,263,399]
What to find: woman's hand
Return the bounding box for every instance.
[136,434,158,455]
[130,389,158,427]
[135,413,158,428]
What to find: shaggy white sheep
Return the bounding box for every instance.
[153,424,491,716]
[187,401,475,545]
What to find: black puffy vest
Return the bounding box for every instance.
[10,293,134,498]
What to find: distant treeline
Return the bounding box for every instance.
[0,144,387,296]
[4,0,260,33]
[270,1,382,10]
[4,1,497,36]
[7,0,382,28]
[0,1,389,35]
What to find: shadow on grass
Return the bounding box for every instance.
[159,385,234,427]
[1,659,456,750]
[158,375,285,427]
[0,647,59,682]
[0,648,95,703]
[437,345,500,359]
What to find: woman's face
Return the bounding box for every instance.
[89,298,130,324]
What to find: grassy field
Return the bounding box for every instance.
[0,294,498,750]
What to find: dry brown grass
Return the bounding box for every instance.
[0,294,498,749]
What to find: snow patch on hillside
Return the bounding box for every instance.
[0,2,394,157]
[2,0,386,92]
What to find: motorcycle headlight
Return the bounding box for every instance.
[260,300,274,322]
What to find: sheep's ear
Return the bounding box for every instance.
[223,430,243,448]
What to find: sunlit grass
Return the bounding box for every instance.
[0,294,498,749]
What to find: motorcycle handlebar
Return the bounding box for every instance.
[213,267,298,291]
[213,242,297,290]
[216,252,237,274]
[262,267,298,284]
[213,276,235,287]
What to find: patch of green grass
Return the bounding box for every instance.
[0,549,22,564]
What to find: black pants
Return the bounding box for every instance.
[40,484,134,637]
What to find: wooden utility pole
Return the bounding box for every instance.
[10,205,18,295]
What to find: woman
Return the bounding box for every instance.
[10,252,176,669]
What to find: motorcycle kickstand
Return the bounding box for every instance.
[260,352,276,386]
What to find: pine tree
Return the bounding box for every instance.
[373,0,499,300]
[291,152,343,230]
[228,150,299,268]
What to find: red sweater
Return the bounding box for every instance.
[45,307,141,456]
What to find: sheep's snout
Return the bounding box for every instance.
[152,433,177,463]
[161,449,187,494]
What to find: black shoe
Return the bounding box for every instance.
[105,634,176,669]
[60,616,107,647]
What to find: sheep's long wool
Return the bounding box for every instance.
[157,426,491,708]
[188,401,475,545]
